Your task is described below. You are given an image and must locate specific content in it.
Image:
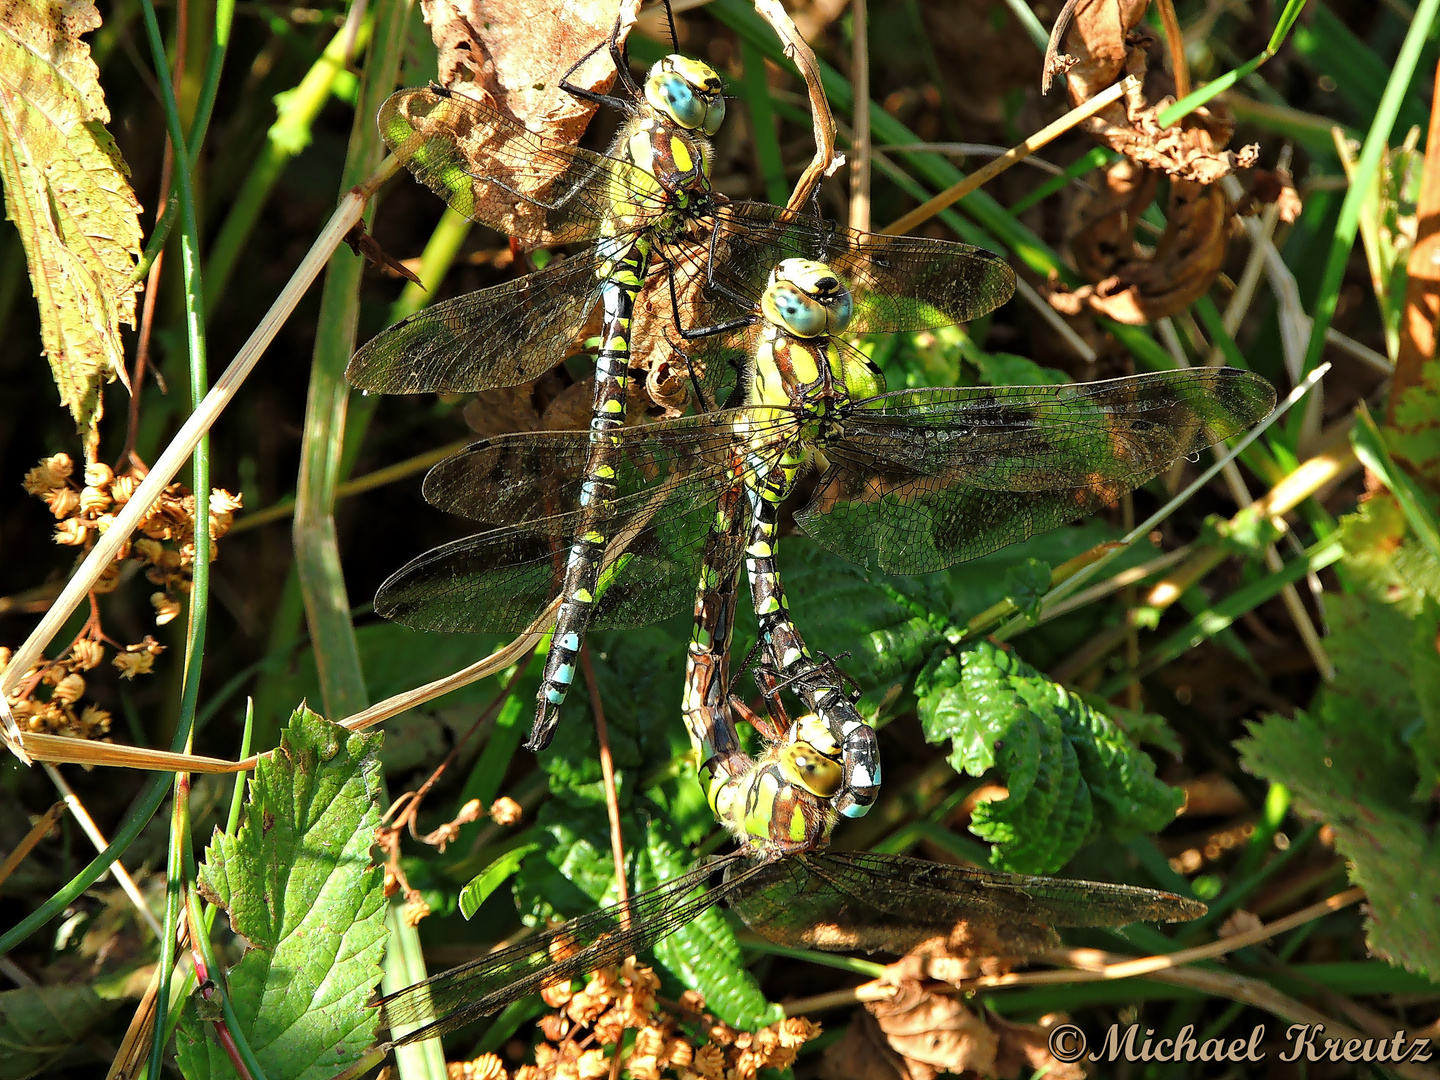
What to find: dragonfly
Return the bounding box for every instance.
[356,108,1019,760]
[371,723,1207,1051]
[372,257,1275,806]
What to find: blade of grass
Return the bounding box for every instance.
[737,37,788,206]
[1293,0,1440,441]
[203,11,374,304]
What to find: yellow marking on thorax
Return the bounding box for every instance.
[670,135,694,174]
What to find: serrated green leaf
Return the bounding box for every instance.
[460,843,540,919]
[639,823,780,1031]
[919,641,1182,873]
[0,0,141,454]
[0,984,116,1079]
[1239,707,1440,980]
[179,706,387,1080]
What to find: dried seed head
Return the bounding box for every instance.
[691,1043,726,1079]
[152,593,182,625]
[402,894,432,926]
[53,517,89,546]
[84,462,114,488]
[133,537,164,563]
[70,640,105,671]
[52,672,86,704]
[110,474,138,504]
[455,798,483,824]
[540,980,575,1008]
[489,796,522,825]
[46,487,81,519]
[664,1037,694,1068]
[79,704,112,737]
[447,1053,508,1080]
[114,650,155,680]
[575,1048,608,1080]
[80,486,111,514]
[538,1013,570,1043]
[23,454,73,494]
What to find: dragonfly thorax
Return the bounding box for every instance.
[622,117,713,208]
[645,55,726,135]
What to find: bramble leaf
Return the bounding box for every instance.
[917,641,1183,874]
[177,707,387,1080]
[0,0,141,456]
[1238,497,1440,978]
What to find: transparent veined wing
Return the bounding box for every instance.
[728,850,1205,957]
[701,203,1018,332]
[795,369,1277,574]
[347,250,607,393]
[379,87,669,245]
[377,854,762,1047]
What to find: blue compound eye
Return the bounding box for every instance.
[764,283,829,337]
[649,71,706,130]
[699,94,726,136]
[827,288,854,334]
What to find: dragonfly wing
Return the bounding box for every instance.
[377,413,797,631]
[728,851,1204,958]
[798,369,1277,574]
[380,87,663,244]
[347,252,604,393]
[378,854,758,1048]
[701,202,1017,330]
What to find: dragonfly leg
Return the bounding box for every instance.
[530,236,654,750]
[558,18,638,115]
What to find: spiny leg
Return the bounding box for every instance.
[530,236,653,749]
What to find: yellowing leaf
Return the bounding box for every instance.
[0,0,141,458]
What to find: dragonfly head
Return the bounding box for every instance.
[777,740,843,799]
[646,56,727,136]
[763,259,854,338]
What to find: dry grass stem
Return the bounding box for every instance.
[848,0,870,231]
[752,0,841,210]
[0,800,63,889]
[581,646,630,915]
[1153,0,1191,100]
[882,75,1138,236]
[45,763,164,938]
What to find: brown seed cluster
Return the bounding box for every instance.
[467,960,820,1080]
[22,453,242,625]
[7,451,241,742]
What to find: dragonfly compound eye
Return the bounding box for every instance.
[647,57,726,135]
[779,741,844,798]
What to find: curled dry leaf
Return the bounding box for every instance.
[423,0,641,138]
[1050,156,1236,324]
[0,0,142,460]
[1046,0,1257,185]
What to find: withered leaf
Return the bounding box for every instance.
[1050,156,1236,324]
[0,0,142,460]
[1046,0,1256,184]
[422,0,641,138]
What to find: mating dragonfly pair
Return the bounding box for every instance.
[349,9,1272,1050]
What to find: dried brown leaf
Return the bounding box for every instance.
[422,0,641,139]
[1047,0,1255,184]
[870,980,998,1080]
[1050,157,1235,324]
[0,0,142,460]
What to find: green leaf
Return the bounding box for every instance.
[1002,558,1050,622]
[639,822,781,1031]
[917,641,1183,874]
[0,0,141,455]
[178,706,387,1080]
[1239,704,1440,980]
[459,843,540,919]
[0,984,116,1079]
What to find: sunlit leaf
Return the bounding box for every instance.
[0,0,141,456]
[176,707,387,1080]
